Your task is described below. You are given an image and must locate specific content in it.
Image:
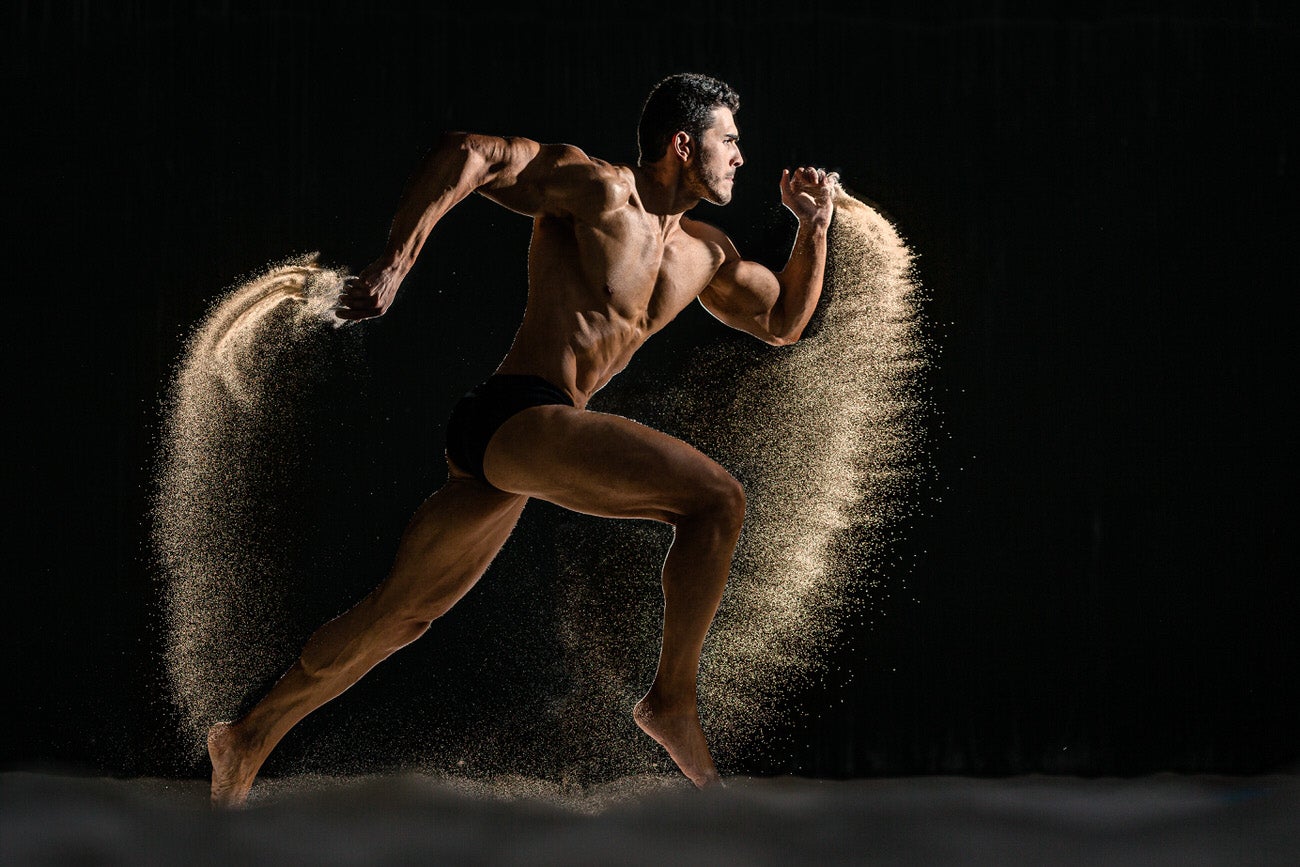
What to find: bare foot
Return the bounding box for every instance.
[208,722,263,809]
[633,696,722,789]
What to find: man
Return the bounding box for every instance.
[208,72,838,808]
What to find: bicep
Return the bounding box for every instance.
[699,258,783,339]
[689,221,776,317]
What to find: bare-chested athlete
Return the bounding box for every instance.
[208,72,838,808]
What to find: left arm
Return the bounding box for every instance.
[698,166,838,346]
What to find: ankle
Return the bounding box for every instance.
[638,687,697,717]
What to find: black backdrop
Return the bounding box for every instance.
[6,1,1297,781]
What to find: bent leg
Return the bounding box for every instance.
[210,466,527,807]
[485,406,745,788]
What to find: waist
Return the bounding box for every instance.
[472,373,574,407]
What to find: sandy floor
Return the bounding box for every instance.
[3,770,1296,865]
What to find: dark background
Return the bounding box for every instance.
[6,1,1296,781]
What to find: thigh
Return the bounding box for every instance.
[481,404,737,523]
[374,468,529,612]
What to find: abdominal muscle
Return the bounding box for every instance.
[490,199,719,408]
[493,296,652,411]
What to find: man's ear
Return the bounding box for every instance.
[672,131,692,163]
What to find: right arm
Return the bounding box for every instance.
[336,132,595,320]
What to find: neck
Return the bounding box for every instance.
[632,164,700,218]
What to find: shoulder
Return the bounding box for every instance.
[558,150,634,192]
[462,134,607,185]
[680,215,740,261]
[533,149,636,218]
[470,133,635,220]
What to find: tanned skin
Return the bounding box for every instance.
[208,105,838,807]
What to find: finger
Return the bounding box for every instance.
[333,306,377,321]
[336,289,377,309]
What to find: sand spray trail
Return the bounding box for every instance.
[151,255,359,748]
[150,193,937,784]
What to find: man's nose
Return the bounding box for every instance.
[733,147,744,167]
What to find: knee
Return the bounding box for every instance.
[684,471,746,534]
[365,596,440,654]
[386,614,434,649]
[719,473,747,523]
[378,591,457,646]
[370,573,460,633]
[298,601,437,680]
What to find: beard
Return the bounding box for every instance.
[692,159,734,206]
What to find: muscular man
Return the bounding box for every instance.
[208,72,838,808]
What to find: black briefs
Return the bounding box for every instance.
[445,374,574,488]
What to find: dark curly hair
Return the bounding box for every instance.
[637,72,741,165]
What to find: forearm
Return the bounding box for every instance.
[770,218,830,343]
[378,132,496,275]
[337,133,546,320]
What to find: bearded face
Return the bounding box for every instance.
[694,149,735,205]
[688,108,743,206]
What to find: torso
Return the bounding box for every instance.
[493,163,726,409]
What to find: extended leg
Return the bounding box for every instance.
[209,468,527,807]
[631,504,740,788]
[485,405,745,788]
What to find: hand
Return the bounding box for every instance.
[780,166,839,227]
[335,259,404,321]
